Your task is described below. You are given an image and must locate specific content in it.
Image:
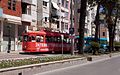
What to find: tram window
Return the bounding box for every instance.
[54,37,58,43]
[66,38,69,43]
[23,35,31,42]
[28,36,31,41]
[31,36,36,42]
[40,36,44,42]
[46,36,52,42]
[36,35,44,42]
[63,37,67,43]
[51,37,54,42]
[23,35,28,42]
[57,37,61,43]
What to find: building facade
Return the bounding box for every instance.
[37,0,70,33]
[21,0,37,32]
[0,0,37,52]
[0,0,22,52]
[37,0,50,29]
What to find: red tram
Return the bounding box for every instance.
[22,30,71,53]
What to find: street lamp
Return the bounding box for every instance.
[7,25,11,53]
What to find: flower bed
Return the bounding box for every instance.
[0,55,80,69]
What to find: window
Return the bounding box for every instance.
[65,1,68,8]
[65,23,68,29]
[31,36,36,42]
[8,0,16,11]
[103,32,105,36]
[23,35,31,42]
[57,21,59,28]
[36,35,44,42]
[12,0,16,10]
[46,36,62,43]
[62,0,64,6]
[43,1,47,6]
[8,0,11,9]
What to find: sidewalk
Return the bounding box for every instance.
[0,50,120,60]
[0,51,81,61]
[0,51,57,61]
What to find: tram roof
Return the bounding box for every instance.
[23,30,69,36]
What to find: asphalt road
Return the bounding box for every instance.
[35,56,120,75]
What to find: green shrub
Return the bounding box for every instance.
[114,42,120,46]
[91,41,100,48]
[91,41,100,55]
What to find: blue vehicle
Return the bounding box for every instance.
[75,36,108,53]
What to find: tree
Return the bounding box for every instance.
[104,0,119,52]
[88,0,120,53]
[78,0,87,54]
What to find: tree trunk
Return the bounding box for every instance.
[78,0,87,54]
[94,2,100,42]
[108,24,113,52]
[107,3,114,53]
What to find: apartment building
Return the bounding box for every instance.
[21,0,37,31]
[37,0,70,33]
[37,0,50,29]
[73,0,80,35]
[0,0,37,52]
[58,0,70,33]
[0,0,22,52]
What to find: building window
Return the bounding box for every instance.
[65,1,68,8]
[62,0,64,7]
[65,23,68,29]
[8,0,16,11]
[12,0,16,10]
[103,32,105,36]
[43,1,47,6]
[8,0,11,9]
[57,21,59,28]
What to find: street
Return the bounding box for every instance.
[35,56,120,75]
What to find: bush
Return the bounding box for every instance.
[91,41,100,55]
[91,41,100,48]
[114,42,120,51]
[114,42,120,46]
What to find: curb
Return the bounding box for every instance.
[0,57,86,73]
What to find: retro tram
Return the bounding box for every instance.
[22,30,71,53]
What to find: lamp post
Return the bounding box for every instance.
[7,25,11,53]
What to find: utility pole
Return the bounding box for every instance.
[70,0,74,55]
[49,0,51,28]
[7,25,11,53]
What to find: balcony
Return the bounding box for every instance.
[51,10,59,19]
[22,14,32,22]
[22,0,32,4]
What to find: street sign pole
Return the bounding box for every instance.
[61,34,64,56]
